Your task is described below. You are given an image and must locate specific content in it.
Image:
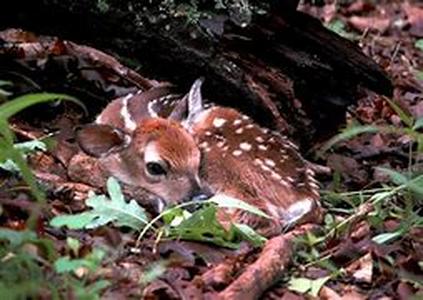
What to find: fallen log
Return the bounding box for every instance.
[0,0,392,147]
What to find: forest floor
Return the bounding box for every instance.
[0,0,422,299]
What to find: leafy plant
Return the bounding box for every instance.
[294,98,423,278]
[288,276,331,297]
[164,205,266,248]
[51,177,149,230]
[0,89,103,299]
[51,177,267,249]
[0,139,47,172]
[0,92,82,204]
[136,193,269,248]
[0,228,58,298]
[54,248,106,274]
[325,19,358,41]
[320,98,423,155]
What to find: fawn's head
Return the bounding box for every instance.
[75,83,210,206]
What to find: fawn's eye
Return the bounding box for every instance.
[146,162,167,176]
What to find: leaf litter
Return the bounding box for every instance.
[0,0,423,299]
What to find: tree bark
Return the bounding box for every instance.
[0,0,392,146]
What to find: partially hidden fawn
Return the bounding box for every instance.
[69,78,322,236]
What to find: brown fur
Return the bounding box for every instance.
[192,107,321,233]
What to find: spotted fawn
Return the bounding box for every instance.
[75,79,321,235]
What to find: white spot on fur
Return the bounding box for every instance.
[271,172,282,180]
[255,136,264,143]
[280,180,290,187]
[213,118,227,128]
[306,168,315,176]
[205,131,212,136]
[233,119,242,125]
[232,150,242,156]
[254,158,262,165]
[235,128,244,134]
[246,124,254,129]
[242,115,249,120]
[199,141,209,149]
[286,176,295,183]
[239,142,252,151]
[217,141,225,148]
[121,94,137,131]
[261,164,271,172]
[264,159,275,167]
[258,145,268,151]
[144,142,161,164]
[309,182,320,189]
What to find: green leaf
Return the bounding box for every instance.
[0,80,12,87]
[288,276,330,297]
[83,280,110,295]
[325,19,357,40]
[0,93,84,120]
[0,229,37,247]
[0,140,47,172]
[377,167,423,195]
[377,167,408,186]
[209,194,271,219]
[320,125,380,154]
[167,205,240,249]
[54,257,91,273]
[232,223,267,247]
[413,118,423,130]
[54,249,105,274]
[0,133,45,202]
[415,39,423,51]
[50,177,149,230]
[66,237,81,256]
[372,230,403,244]
[166,204,267,249]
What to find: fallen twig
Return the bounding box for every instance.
[219,224,318,300]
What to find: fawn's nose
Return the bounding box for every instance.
[186,177,214,203]
[190,191,212,202]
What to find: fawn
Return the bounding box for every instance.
[73,79,321,235]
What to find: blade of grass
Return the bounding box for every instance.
[384,97,414,128]
[319,125,379,154]
[0,93,85,120]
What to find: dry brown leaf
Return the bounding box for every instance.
[345,253,373,284]
[403,2,423,37]
[348,16,391,33]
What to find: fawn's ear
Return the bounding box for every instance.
[169,78,206,127]
[168,94,188,121]
[186,77,205,125]
[76,124,130,158]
